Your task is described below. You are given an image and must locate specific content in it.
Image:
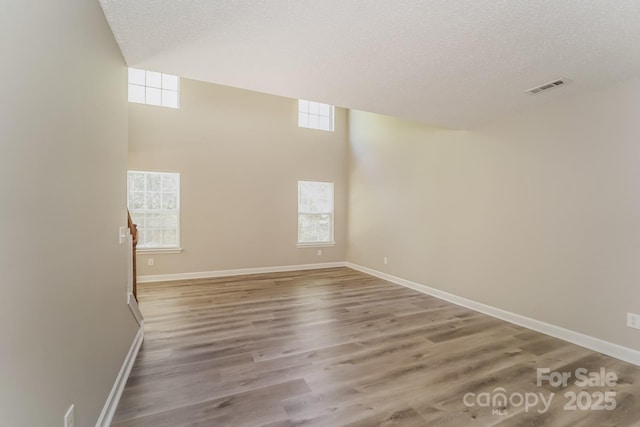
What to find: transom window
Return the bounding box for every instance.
[298,100,334,131]
[128,68,180,109]
[127,171,180,250]
[298,181,334,245]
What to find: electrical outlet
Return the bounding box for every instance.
[64,405,75,427]
[148,258,154,266]
[627,313,640,330]
[317,249,322,256]
[383,257,388,265]
[119,226,128,245]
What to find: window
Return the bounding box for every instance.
[127,171,180,250]
[128,68,180,108]
[298,100,334,131]
[298,181,334,245]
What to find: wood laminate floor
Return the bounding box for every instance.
[112,267,640,426]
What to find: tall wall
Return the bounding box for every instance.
[348,77,640,351]
[128,79,349,276]
[0,1,138,425]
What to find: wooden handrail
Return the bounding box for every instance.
[127,210,139,301]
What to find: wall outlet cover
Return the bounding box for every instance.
[119,226,128,244]
[627,313,640,330]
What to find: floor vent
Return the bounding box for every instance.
[525,78,568,95]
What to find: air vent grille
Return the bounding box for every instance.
[525,78,568,95]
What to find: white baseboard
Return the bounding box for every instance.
[95,325,144,427]
[346,262,640,367]
[128,292,144,326]
[137,262,348,283]
[137,260,640,366]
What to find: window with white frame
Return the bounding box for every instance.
[127,171,180,250]
[298,100,334,131]
[298,181,334,245]
[128,68,180,108]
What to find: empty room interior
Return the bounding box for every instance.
[3,1,640,426]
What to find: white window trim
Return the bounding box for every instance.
[298,99,335,132]
[128,68,180,109]
[296,242,335,248]
[128,170,181,251]
[297,180,335,245]
[297,213,335,245]
[137,248,183,254]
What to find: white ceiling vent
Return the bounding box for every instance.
[525,78,568,95]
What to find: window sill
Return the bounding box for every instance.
[137,248,183,254]
[297,242,335,248]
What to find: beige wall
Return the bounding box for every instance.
[129,79,349,276]
[0,1,138,426]
[348,77,640,351]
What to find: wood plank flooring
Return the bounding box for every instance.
[112,267,640,426]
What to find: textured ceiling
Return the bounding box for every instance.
[99,0,640,129]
